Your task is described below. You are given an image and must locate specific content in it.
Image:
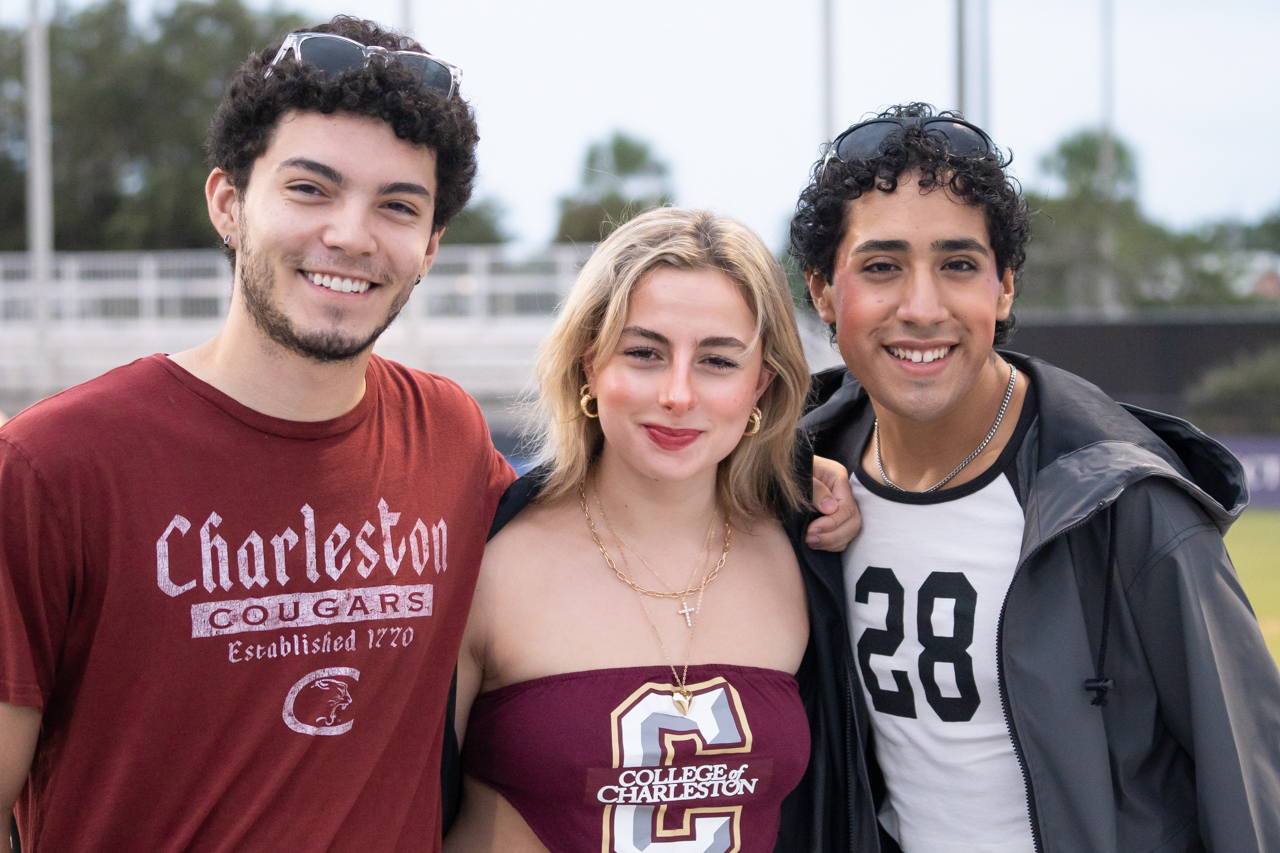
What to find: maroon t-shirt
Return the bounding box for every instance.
[0,354,515,852]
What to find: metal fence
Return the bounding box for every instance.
[0,245,593,411]
[0,245,592,324]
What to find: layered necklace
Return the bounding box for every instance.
[874,363,1017,494]
[579,480,730,714]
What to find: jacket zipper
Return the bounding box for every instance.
[995,580,1044,853]
[997,508,1107,853]
[846,675,858,851]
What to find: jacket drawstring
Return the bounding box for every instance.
[1084,505,1117,706]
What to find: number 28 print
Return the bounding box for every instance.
[854,566,981,722]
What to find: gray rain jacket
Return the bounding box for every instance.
[801,353,1280,853]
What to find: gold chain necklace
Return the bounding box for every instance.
[578,481,730,612]
[579,480,732,714]
[594,489,715,627]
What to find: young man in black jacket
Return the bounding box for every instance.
[791,102,1280,853]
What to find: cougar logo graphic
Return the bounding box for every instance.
[314,678,353,726]
[282,667,361,736]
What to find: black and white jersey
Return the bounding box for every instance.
[843,384,1038,853]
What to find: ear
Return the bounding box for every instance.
[995,267,1016,320]
[419,228,443,281]
[581,348,596,388]
[753,364,777,402]
[806,270,837,324]
[206,168,238,246]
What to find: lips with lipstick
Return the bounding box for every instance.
[887,344,953,365]
[644,424,702,451]
[304,270,373,294]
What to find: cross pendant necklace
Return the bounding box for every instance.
[677,600,697,627]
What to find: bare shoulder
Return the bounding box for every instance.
[475,493,584,592]
[732,514,799,567]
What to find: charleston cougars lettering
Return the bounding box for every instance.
[153,498,448,639]
[601,677,763,853]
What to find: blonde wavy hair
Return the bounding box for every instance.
[531,208,811,521]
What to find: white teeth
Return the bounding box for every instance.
[305,271,371,294]
[889,345,951,364]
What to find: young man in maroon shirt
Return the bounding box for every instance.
[0,17,516,852]
[0,19,857,850]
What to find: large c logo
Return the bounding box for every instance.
[282,667,361,736]
[605,677,752,853]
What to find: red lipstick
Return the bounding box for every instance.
[644,424,701,451]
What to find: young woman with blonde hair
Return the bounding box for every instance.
[444,208,859,852]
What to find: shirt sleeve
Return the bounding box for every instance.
[0,438,74,709]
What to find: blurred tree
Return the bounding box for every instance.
[0,0,306,251]
[439,197,510,244]
[554,131,672,244]
[1186,346,1280,434]
[1020,129,1238,308]
[1,28,29,249]
[1204,209,1280,254]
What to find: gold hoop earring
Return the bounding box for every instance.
[743,406,762,437]
[579,384,599,419]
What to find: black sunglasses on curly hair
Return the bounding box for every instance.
[822,116,994,171]
[265,32,462,100]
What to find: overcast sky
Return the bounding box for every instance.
[8,0,1280,253]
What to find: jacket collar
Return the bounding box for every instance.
[802,352,1249,558]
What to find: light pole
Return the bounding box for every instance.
[1097,0,1119,312]
[25,0,54,394]
[956,0,967,115]
[822,0,834,142]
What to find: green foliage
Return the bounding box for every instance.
[1204,210,1280,254]
[0,0,307,251]
[1039,129,1137,201]
[439,197,510,244]
[1020,128,1240,308]
[1186,346,1280,434]
[1224,509,1280,662]
[554,131,673,244]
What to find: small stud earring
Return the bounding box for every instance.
[414,274,422,285]
[223,234,231,246]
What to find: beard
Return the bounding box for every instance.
[236,233,414,364]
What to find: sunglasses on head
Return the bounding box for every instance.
[266,32,462,100]
[822,116,995,171]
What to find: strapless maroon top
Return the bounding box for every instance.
[461,664,810,853]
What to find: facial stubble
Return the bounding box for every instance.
[236,229,414,364]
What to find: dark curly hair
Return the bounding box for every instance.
[206,16,478,255]
[789,103,1029,346]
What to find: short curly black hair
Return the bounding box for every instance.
[789,103,1029,346]
[206,16,478,244]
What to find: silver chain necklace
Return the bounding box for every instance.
[875,364,1018,494]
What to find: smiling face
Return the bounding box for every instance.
[584,266,774,486]
[809,171,1015,424]
[208,110,441,362]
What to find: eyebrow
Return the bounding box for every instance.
[853,239,910,254]
[279,157,343,186]
[852,237,990,255]
[377,181,433,200]
[932,237,989,255]
[621,326,748,350]
[278,158,432,200]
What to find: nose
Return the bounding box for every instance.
[658,357,696,415]
[896,266,949,329]
[321,200,378,258]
